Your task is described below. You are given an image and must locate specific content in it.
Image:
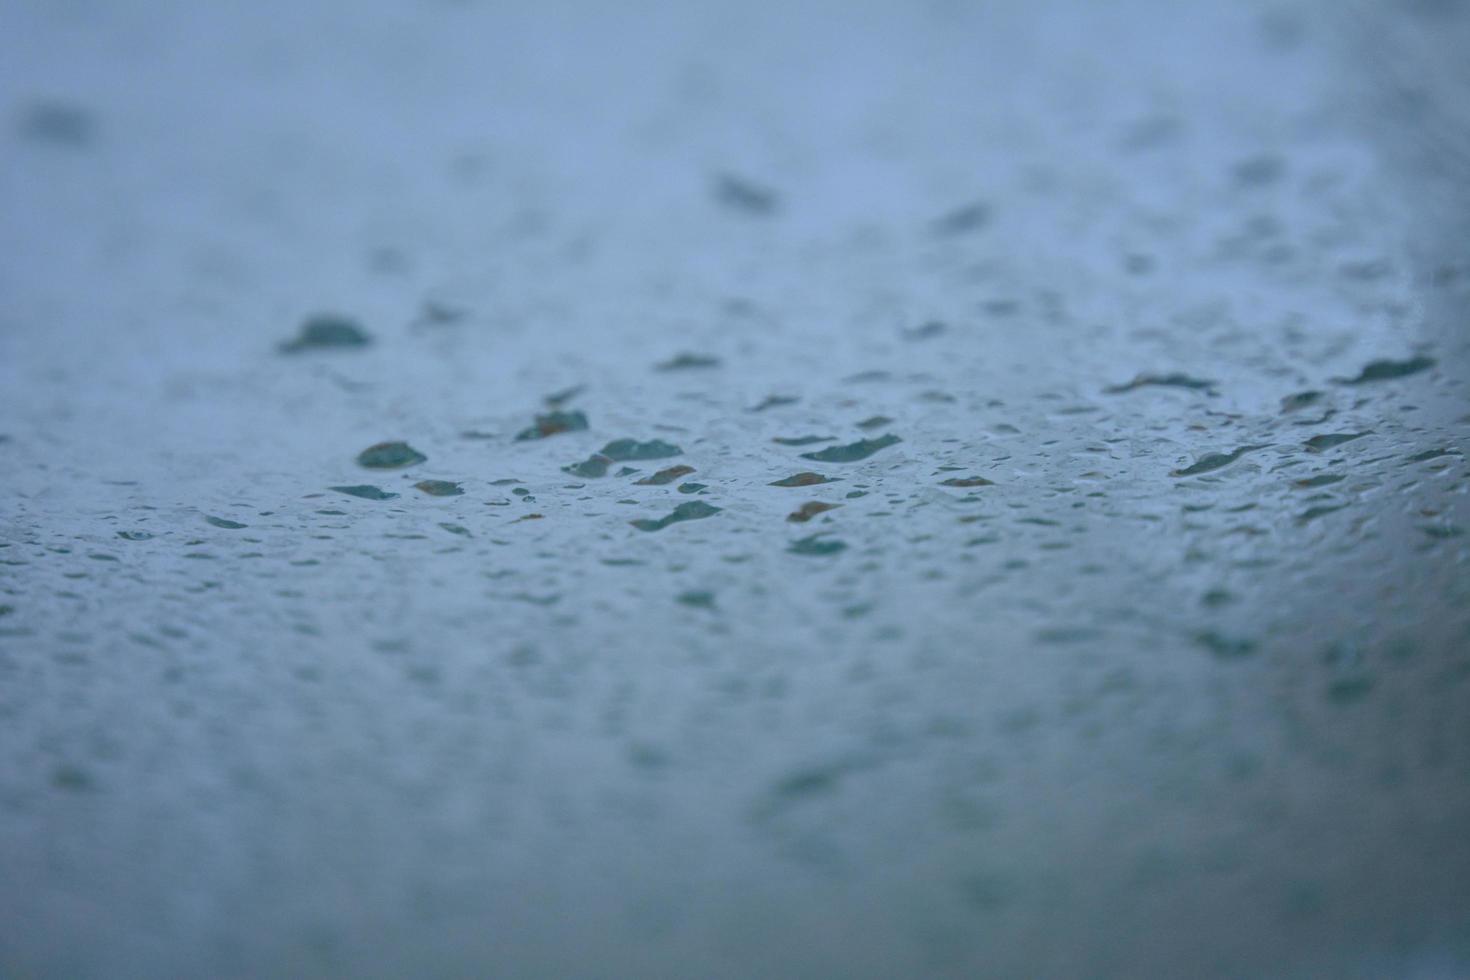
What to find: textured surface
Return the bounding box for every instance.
[3,1,1470,977]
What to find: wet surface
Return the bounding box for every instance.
[3,1,1470,978]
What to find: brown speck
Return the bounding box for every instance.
[787,502,840,523]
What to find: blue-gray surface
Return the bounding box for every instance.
[3,1,1470,977]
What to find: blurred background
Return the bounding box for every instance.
[2,1,1469,977]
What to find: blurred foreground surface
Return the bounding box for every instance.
[3,1,1470,977]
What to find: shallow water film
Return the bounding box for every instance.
[3,1,1470,977]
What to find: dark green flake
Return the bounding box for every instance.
[772,435,835,446]
[1304,433,1368,453]
[630,500,721,532]
[1195,631,1256,659]
[1326,677,1375,704]
[357,441,427,468]
[279,314,372,353]
[1336,356,1435,385]
[931,201,989,236]
[655,352,722,371]
[600,439,682,461]
[714,173,779,215]
[788,534,847,556]
[564,454,612,478]
[749,395,799,412]
[800,434,900,463]
[1280,390,1323,413]
[1170,445,1267,477]
[1104,373,1216,395]
[20,102,97,146]
[635,465,695,486]
[51,765,94,791]
[330,485,399,500]
[903,320,946,341]
[544,384,586,407]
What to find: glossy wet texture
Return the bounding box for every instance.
[3,1,1470,978]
